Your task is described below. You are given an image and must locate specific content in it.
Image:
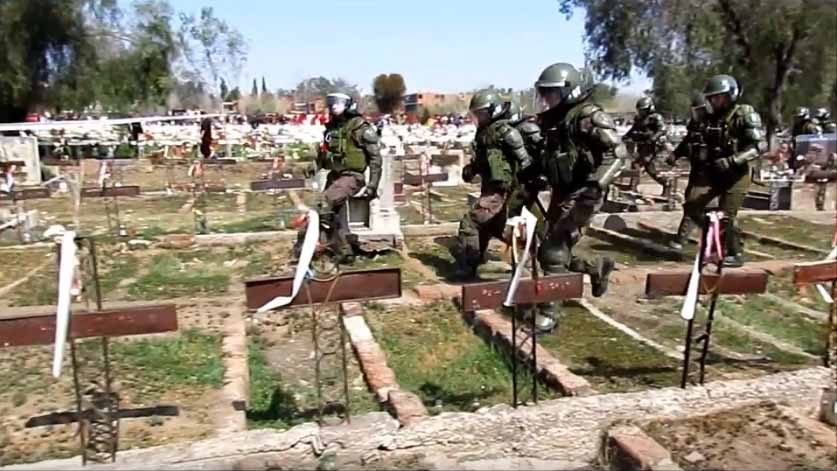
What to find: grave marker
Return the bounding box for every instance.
[644,213,769,387]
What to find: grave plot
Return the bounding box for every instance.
[363,301,560,414]
[643,402,836,471]
[536,304,682,392]
[245,307,379,430]
[587,284,823,383]
[0,315,226,467]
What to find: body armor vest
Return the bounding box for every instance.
[323,116,367,173]
[542,103,599,191]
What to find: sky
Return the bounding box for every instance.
[167,0,651,95]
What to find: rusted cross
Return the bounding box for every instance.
[0,237,179,465]
[792,259,836,367]
[645,225,769,388]
[461,269,584,407]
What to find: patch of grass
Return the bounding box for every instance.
[769,274,831,313]
[538,306,681,392]
[366,301,554,413]
[8,269,58,306]
[214,214,282,233]
[246,339,378,429]
[135,225,177,239]
[97,253,140,296]
[106,329,224,402]
[126,252,230,300]
[740,215,832,249]
[717,296,828,356]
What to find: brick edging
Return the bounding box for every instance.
[464,309,596,397]
[340,303,428,426]
[605,424,682,471]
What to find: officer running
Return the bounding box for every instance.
[452,90,535,279]
[531,62,632,332]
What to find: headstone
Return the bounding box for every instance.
[429,149,466,187]
[0,136,41,185]
[348,153,402,247]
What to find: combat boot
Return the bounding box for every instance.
[590,256,615,297]
[722,224,744,268]
[668,217,693,251]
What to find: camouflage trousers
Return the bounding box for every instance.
[538,184,604,276]
[674,165,750,253]
[629,153,670,192]
[310,171,364,258]
[455,189,508,268]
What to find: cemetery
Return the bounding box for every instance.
[0,118,835,471]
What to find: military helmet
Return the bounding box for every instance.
[326,93,355,116]
[504,100,523,121]
[796,106,810,119]
[636,97,655,113]
[535,62,590,107]
[815,107,830,121]
[703,74,740,115]
[469,90,505,121]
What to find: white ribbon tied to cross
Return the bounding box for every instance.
[97,161,111,188]
[503,206,538,307]
[814,241,837,305]
[1,168,15,193]
[53,231,81,378]
[680,212,724,320]
[256,209,319,313]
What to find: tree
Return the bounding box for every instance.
[220,78,228,101]
[227,86,241,101]
[295,76,360,101]
[559,0,837,145]
[177,6,246,92]
[372,73,407,113]
[250,78,258,98]
[261,77,268,95]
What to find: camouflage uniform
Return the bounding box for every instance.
[623,98,670,194]
[303,94,382,263]
[453,91,534,279]
[668,92,709,249]
[679,75,767,267]
[792,107,822,170]
[507,103,548,239]
[815,153,837,211]
[533,63,631,331]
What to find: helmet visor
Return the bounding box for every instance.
[326,95,350,116]
[536,86,565,112]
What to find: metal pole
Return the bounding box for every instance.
[697,217,727,385]
[680,215,709,388]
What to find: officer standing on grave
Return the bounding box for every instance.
[452,90,535,279]
[677,75,767,267]
[296,92,382,264]
[531,62,632,332]
[667,92,710,250]
[623,97,671,195]
[791,107,822,170]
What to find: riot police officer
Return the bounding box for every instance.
[623,97,671,195]
[815,108,836,134]
[532,62,632,332]
[453,90,534,279]
[298,92,382,264]
[792,107,821,171]
[683,75,767,267]
[505,100,547,238]
[668,92,710,250]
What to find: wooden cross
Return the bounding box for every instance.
[645,267,769,387]
[461,271,584,407]
[244,267,402,425]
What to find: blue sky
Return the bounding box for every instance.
[168,0,651,94]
